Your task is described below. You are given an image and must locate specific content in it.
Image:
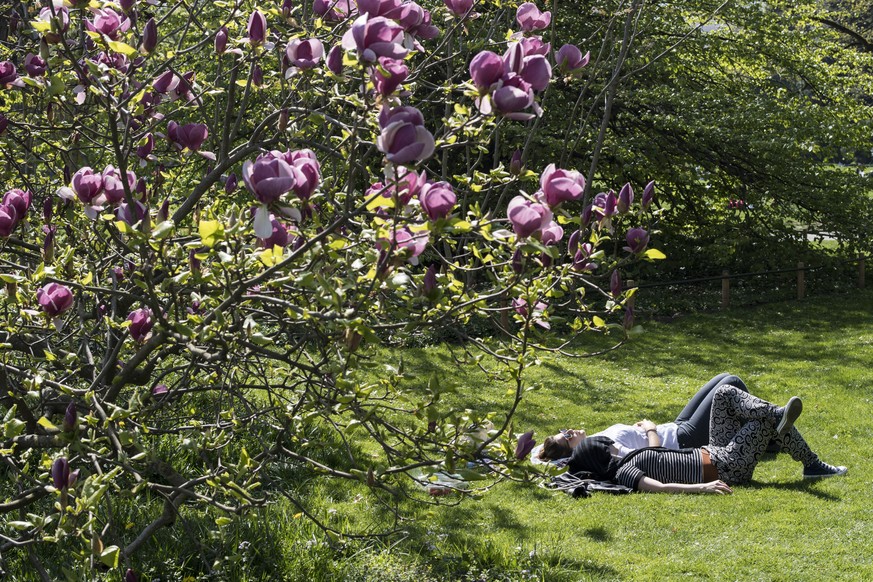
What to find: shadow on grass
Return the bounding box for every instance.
[742,479,844,501]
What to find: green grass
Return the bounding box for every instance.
[336,289,873,581]
[29,290,873,581]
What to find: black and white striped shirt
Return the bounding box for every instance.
[615,449,704,490]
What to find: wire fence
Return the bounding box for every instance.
[629,255,867,314]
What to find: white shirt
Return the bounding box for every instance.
[593,422,680,458]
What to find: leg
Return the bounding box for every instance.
[675,374,749,448]
[708,419,774,485]
[771,427,818,466]
[707,384,781,448]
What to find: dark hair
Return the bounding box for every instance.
[567,436,619,481]
[539,435,572,461]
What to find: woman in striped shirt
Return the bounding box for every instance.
[563,385,847,493]
[537,372,750,463]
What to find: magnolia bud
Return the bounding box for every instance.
[215,26,228,54]
[141,17,157,55]
[511,248,524,274]
[278,108,288,133]
[43,226,55,263]
[223,173,237,195]
[43,197,53,223]
[63,401,77,432]
[156,197,169,223]
[509,150,523,176]
[610,269,622,296]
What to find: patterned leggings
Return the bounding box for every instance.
[706,385,819,485]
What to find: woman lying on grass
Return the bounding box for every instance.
[563,385,847,494]
[537,373,750,462]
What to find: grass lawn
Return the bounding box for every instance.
[362,289,873,582]
[112,290,873,581]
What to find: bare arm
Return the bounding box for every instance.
[636,476,733,495]
[635,420,662,447]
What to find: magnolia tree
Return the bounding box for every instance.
[0,0,661,576]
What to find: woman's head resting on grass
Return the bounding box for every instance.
[538,428,586,461]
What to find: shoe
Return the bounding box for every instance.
[776,397,802,437]
[803,460,848,479]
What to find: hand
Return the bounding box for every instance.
[699,480,733,495]
[635,419,657,432]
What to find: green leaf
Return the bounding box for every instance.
[151,219,175,241]
[199,220,224,249]
[106,40,138,56]
[215,517,233,526]
[644,248,667,260]
[99,545,120,568]
[37,417,59,431]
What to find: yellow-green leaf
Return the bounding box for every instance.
[106,40,137,56]
[37,417,59,431]
[644,248,667,260]
[99,545,120,568]
[199,220,224,248]
[592,316,606,327]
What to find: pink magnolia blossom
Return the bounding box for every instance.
[539,164,585,207]
[284,149,321,201]
[2,189,32,221]
[0,206,18,237]
[390,226,428,261]
[167,121,209,151]
[624,227,650,254]
[555,44,589,74]
[286,38,325,72]
[516,2,551,32]
[38,6,70,44]
[617,182,634,214]
[313,0,355,21]
[507,195,551,238]
[102,165,137,204]
[520,54,552,91]
[539,220,563,245]
[86,8,131,40]
[37,283,74,317]
[258,215,291,248]
[242,153,301,204]
[25,54,47,77]
[72,167,104,204]
[371,57,408,96]
[377,106,435,164]
[492,75,536,121]
[326,44,344,74]
[215,26,228,54]
[419,181,456,220]
[444,0,473,17]
[357,0,401,18]
[469,51,504,92]
[127,307,154,342]
[0,61,24,89]
[341,14,408,62]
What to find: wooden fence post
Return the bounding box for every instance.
[721,270,730,309]
[797,262,805,300]
[859,255,866,289]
